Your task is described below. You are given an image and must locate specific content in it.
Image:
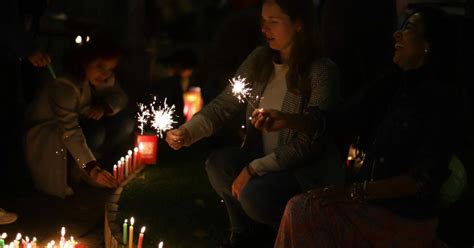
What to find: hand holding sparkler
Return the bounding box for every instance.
[137,97,177,137]
[165,127,191,150]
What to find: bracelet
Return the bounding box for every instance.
[246,165,257,177]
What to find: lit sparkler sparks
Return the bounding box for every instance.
[229,76,257,109]
[137,103,151,135]
[150,98,177,138]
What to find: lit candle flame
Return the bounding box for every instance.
[130,217,135,226]
[134,147,139,153]
[121,157,125,162]
[16,233,21,240]
[140,226,146,233]
[128,150,133,156]
[158,241,163,248]
[32,237,37,242]
[61,227,66,237]
[1,233,6,239]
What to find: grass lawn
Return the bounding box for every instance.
[118,140,229,248]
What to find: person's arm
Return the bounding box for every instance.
[48,79,96,166]
[49,79,117,188]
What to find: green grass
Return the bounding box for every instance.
[118,141,228,248]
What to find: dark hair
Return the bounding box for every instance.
[63,36,124,81]
[405,7,458,81]
[256,0,322,95]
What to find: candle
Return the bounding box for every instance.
[113,164,117,181]
[23,236,29,248]
[14,233,21,248]
[128,150,133,173]
[121,157,126,179]
[118,161,122,183]
[133,147,138,172]
[125,155,130,177]
[31,237,36,248]
[0,233,6,248]
[158,241,163,248]
[60,227,65,248]
[137,226,145,248]
[128,217,134,248]
[122,219,128,244]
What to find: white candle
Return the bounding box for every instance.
[60,227,66,248]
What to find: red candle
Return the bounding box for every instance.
[137,226,146,248]
[113,164,117,181]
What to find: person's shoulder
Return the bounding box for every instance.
[309,57,339,77]
[246,46,267,59]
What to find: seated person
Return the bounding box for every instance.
[24,37,135,198]
[251,7,464,247]
[165,0,344,246]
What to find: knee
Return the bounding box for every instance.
[240,186,275,226]
[205,150,227,178]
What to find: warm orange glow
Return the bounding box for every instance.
[183,87,204,122]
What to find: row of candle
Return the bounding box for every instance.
[121,217,164,248]
[113,145,145,183]
[0,227,78,248]
[0,233,36,248]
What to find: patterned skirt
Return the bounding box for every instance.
[275,192,440,248]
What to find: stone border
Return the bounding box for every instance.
[104,166,145,248]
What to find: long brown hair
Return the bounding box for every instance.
[256,0,322,95]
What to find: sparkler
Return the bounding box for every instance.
[137,97,177,138]
[137,103,151,135]
[150,98,177,138]
[229,76,257,109]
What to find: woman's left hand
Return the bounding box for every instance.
[251,108,289,132]
[232,167,253,200]
[85,105,105,120]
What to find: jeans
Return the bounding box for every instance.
[205,147,301,232]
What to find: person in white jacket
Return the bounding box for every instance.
[24,37,132,198]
